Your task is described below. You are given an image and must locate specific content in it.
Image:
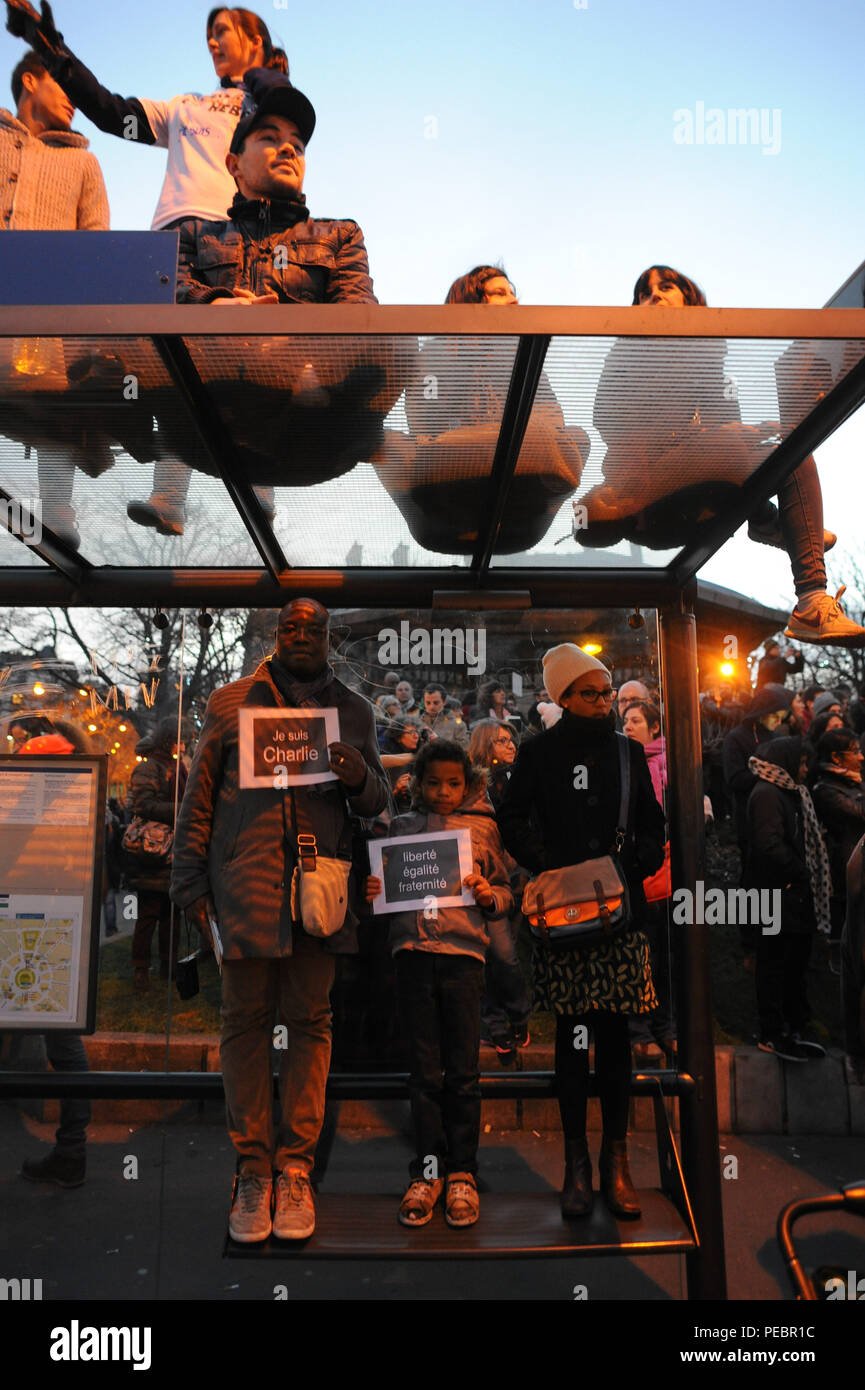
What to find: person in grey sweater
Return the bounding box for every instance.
[1,49,107,228]
[1,49,109,552]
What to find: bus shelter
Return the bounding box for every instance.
[2,276,865,1301]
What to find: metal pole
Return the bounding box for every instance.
[659,589,727,1299]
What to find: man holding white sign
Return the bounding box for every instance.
[171,598,388,1244]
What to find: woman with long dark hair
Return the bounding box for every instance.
[498,645,665,1220]
[579,263,863,645]
[374,263,587,554]
[7,4,288,228]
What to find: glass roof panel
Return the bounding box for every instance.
[1,321,863,585]
[0,516,49,567]
[182,334,519,564]
[501,333,865,566]
[0,336,260,566]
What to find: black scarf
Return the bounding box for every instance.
[228,191,310,229]
[268,655,335,708]
[557,708,617,744]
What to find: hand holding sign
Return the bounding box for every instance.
[328,741,366,791]
[368,830,474,914]
[464,872,496,910]
[238,708,340,788]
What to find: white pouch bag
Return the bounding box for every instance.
[291,854,352,939]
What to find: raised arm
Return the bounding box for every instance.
[6,0,159,143]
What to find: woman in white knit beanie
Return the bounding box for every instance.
[497,642,666,1222]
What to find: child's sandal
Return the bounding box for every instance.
[445,1172,479,1227]
[398,1177,444,1227]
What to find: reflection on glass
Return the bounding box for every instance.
[372,336,587,555]
[578,337,770,551]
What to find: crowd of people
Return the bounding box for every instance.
[702,642,865,1066]
[7,614,865,1241]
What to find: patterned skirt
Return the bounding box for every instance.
[531,927,656,1016]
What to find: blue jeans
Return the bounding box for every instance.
[395,950,483,1178]
[44,1031,90,1156]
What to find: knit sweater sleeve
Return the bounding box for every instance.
[77,151,109,229]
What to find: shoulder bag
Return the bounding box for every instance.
[523,732,633,949]
[122,816,173,861]
[287,787,352,939]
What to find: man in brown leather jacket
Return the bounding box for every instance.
[171,599,388,1244]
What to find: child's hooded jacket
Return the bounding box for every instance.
[387,779,513,962]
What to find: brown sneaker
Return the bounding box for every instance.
[228,1172,272,1244]
[398,1177,444,1227]
[445,1172,479,1228]
[272,1167,315,1240]
[785,587,865,647]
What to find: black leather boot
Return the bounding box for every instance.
[599,1138,641,1219]
[560,1137,593,1218]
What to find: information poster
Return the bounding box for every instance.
[0,893,83,1025]
[238,707,340,788]
[368,830,474,915]
[0,757,106,1031]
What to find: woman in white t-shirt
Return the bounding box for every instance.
[8,3,288,227]
[6,3,289,534]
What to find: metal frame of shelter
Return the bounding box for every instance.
[3,299,865,1300]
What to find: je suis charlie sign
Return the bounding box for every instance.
[238,707,340,788]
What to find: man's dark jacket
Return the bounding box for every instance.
[843,835,865,1056]
[170,659,388,957]
[176,193,376,304]
[743,740,813,934]
[723,683,792,842]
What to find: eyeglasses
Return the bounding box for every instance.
[574,687,617,704]
[493,734,514,745]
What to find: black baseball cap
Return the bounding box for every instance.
[229,67,316,155]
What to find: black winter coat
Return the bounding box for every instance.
[496,710,665,925]
[723,718,781,840]
[811,768,865,898]
[843,837,865,1055]
[744,780,814,933]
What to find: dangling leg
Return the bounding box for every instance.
[776,456,865,646]
[127,459,192,535]
[36,445,80,550]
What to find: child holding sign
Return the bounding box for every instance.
[365,740,513,1229]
